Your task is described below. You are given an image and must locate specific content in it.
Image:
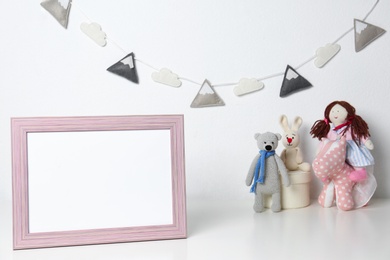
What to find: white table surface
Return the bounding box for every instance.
[1,198,389,260]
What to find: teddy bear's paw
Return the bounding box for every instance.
[253,204,265,213]
[271,203,282,212]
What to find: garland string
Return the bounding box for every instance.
[70,0,380,89]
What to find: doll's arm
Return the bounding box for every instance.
[364,139,374,150]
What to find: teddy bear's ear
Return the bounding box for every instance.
[254,133,261,140]
[275,133,282,140]
[292,116,303,131]
[279,114,289,132]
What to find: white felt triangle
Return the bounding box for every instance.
[190,80,225,108]
[354,19,386,52]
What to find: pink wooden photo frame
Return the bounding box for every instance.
[11,115,186,249]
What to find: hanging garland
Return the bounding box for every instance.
[40,0,386,107]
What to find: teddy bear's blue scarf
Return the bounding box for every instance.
[250,150,275,193]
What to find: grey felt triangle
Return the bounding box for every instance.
[354,19,386,52]
[107,53,139,84]
[280,65,312,97]
[190,80,225,108]
[40,0,72,29]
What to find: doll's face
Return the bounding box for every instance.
[329,104,348,126]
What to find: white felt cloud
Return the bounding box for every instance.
[151,68,182,87]
[233,78,264,96]
[314,43,341,68]
[80,22,107,47]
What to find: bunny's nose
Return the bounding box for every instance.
[287,137,293,144]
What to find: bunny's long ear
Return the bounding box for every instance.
[279,114,289,132]
[292,116,303,131]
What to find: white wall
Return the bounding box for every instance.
[1,0,389,207]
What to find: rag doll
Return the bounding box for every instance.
[310,100,377,207]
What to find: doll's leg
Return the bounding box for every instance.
[318,182,335,208]
[334,178,355,211]
[254,192,265,213]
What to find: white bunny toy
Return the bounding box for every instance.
[279,115,311,172]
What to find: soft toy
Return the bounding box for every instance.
[311,100,377,208]
[246,132,290,212]
[279,115,311,172]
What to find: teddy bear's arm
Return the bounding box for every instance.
[246,154,260,186]
[280,149,287,163]
[274,155,290,187]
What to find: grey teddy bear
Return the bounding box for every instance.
[246,132,290,212]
